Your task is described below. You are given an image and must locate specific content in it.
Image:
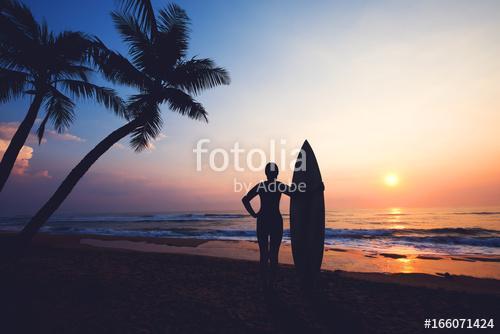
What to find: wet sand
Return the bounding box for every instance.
[68,233,500,280]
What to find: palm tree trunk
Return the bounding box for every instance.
[0,94,44,192]
[18,117,142,242]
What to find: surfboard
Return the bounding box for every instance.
[290,140,325,287]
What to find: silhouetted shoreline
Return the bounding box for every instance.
[3,231,500,282]
[0,237,498,334]
[8,232,498,280]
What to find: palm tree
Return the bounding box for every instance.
[18,0,230,241]
[0,0,124,192]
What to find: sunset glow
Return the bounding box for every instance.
[1,0,500,214]
[384,174,399,187]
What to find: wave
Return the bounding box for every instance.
[39,225,500,249]
[452,211,500,215]
[323,228,500,248]
[40,213,251,224]
[2,209,499,254]
[374,213,412,216]
[42,226,257,239]
[324,227,499,238]
[393,236,500,248]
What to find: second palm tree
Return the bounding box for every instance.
[19,1,230,241]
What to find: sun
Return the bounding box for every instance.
[384,173,399,187]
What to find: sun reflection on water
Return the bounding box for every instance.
[391,224,406,229]
[396,258,414,273]
[387,208,404,227]
[390,208,402,215]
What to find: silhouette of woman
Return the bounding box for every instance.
[242,162,292,289]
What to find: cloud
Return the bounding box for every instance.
[112,142,126,150]
[0,122,55,178]
[0,122,85,144]
[0,122,40,176]
[33,169,52,179]
[0,139,52,178]
[110,133,166,151]
[46,130,85,142]
[0,122,43,144]
[145,133,167,151]
[0,139,33,176]
[0,122,20,140]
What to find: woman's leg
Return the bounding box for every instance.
[256,221,270,287]
[269,218,283,287]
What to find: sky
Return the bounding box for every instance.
[1,0,500,215]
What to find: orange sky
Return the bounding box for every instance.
[1,0,500,214]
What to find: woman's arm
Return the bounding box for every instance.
[242,183,260,218]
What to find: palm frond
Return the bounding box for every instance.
[128,98,162,151]
[99,50,148,89]
[126,93,149,118]
[0,11,38,72]
[169,58,230,95]
[0,0,39,41]
[118,0,157,38]
[157,3,189,35]
[89,38,149,89]
[155,4,190,70]
[0,9,32,46]
[37,19,50,45]
[0,48,30,73]
[0,67,28,103]
[52,31,93,63]
[55,64,92,82]
[43,88,75,134]
[161,88,208,122]
[36,111,49,144]
[59,79,126,118]
[111,11,156,73]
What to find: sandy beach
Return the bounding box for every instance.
[1,234,499,334]
[76,235,500,281]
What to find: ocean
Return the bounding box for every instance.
[1,208,499,256]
